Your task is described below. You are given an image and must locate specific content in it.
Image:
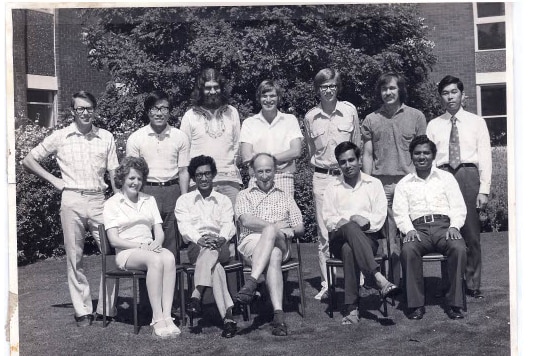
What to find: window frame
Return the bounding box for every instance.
[473,2,507,52]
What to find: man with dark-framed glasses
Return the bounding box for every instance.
[126,90,190,260]
[22,91,119,327]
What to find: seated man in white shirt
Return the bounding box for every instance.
[174,155,237,338]
[393,135,467,320]
[323,141,401,325]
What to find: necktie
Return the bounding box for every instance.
[449,116,461,169]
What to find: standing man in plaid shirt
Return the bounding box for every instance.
[22,91,119,327]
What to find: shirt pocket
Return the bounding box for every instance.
[309,123,327,151]
[334,120,355,144]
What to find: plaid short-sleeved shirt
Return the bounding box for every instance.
[234,185,303,244]
[30,123,119,191]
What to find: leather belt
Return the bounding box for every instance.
[412,214,449,225]
[63,188,104,195]
[314,167,341,176]
[438,163,477,170]
[144,178,180,187]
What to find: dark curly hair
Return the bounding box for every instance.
[188,155,218,178]
[334,141,361,161]
[114,156,150,189]
[408,135,437,158]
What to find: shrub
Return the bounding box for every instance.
[481,146,508,232]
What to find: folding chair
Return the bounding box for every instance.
[99,224,186,333]
[326,228,394,318]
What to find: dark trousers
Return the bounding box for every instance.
[440,165,481,290]
[330,222,380,305]
[400,218,467,309]
[143,184,181,260]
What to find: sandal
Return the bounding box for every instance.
[235,278,258,305]
[341,310,360,325]
[271,322,288,336]
[381,282,402,299]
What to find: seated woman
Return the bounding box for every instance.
[103,156,180,338]
[239,80,303,196]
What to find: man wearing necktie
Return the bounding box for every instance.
[426,75,492,299]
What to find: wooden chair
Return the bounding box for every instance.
[326,228,394,318]
[238,224,307,318]
[183,235,249,326]
[99,224,186,333]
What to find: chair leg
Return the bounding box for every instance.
[237,269,250,322]
[326,264,335,318]
[102,276,107,328]
[179,272,187,326]
[133,277,139,334]
[296,266,306,318]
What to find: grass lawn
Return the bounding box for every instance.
[18,232,511,355]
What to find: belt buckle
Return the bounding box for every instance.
[330,169,341,175]
[423,215,434,224]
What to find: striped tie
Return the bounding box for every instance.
[449,116,461,169]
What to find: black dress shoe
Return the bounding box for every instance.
[445,306,465,320]
[186,297,202,316]
[466,289,484,299]
[407,306,425,320]
[74,314,94,327]
[95,313,115,322]
[221,320,237,338]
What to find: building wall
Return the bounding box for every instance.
[12,10,28,119]
[417,3,478,114]
[26,11,55,77]
[56,9,110,115]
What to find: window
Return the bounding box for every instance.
[478,84,507,146]
[474,3,506,51]
[27,89,56,127]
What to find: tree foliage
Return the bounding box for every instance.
[81,4,441,131]
[79,4,441,243]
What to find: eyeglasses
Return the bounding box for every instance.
[149,106,170,114]
[74,107,95,114]
[195,171,213,179]
[319,84,337,92]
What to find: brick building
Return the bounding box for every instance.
[11,3,510,140]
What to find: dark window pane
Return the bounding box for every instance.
[28,103,53,127]
[27,89,52,103]
[485,117,507,146]
[481,85,506,116]
[477,3,505,18]
[477,22,506,50]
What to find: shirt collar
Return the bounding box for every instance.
[316,101,342,118]
[409,166,441,182]
[118,191,151,209]
[250,183,282,195]
[192,104,229,119]
[146,123,171,136]
[257,111,284,126]
[444,107,465,122]
[66,122,100,138]
[377,103,406,116]
[192,189,218,203]
[338,172,372,190]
